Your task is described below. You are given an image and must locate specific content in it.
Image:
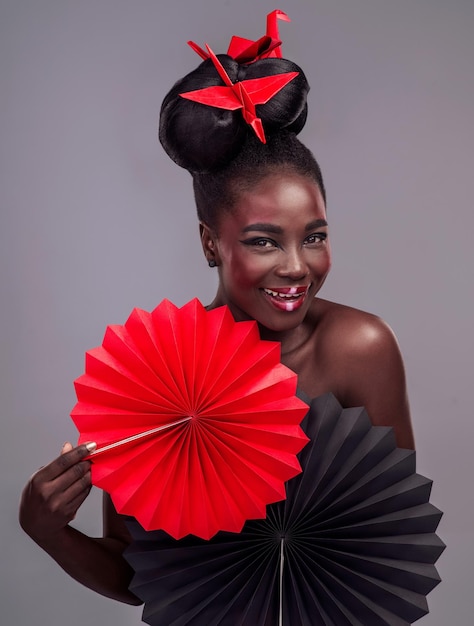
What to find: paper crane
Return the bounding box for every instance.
[179,44,298,143]
[188,10,291,64]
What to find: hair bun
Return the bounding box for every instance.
[159,55,310,173]
[240,58,309,135]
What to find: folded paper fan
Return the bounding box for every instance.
[125,393,445,625]
[71,298,309,539]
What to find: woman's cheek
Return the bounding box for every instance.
[229,255,270,286]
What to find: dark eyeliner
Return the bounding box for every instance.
[240,237,277,247]
[305,232,327,243]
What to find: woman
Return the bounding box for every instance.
[19,31,414,608]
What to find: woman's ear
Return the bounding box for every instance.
[199,222,220,267]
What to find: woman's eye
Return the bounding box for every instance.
[305,233,327,245]
[242,238,277,248]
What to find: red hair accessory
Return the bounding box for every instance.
[179,44,298,143]
[188,10,290,64]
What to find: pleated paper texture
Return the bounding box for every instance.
[71,298,309,539]
[125,393,445,625]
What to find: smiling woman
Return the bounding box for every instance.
[18,9,422,624]
[194,152,413,447]
[202,171,331,333]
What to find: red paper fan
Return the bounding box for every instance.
[71,298,309,539]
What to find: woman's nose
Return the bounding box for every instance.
[275,249,308,280]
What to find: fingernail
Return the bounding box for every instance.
[85,442,97,452]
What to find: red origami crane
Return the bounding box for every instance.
[189,9,290,64]
[179,44,298,143]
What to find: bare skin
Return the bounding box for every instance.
[271,298,413,449]
[19,443,140,605]
[19,170,415,604]
[201,172,414,448]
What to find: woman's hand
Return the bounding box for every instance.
[19,442,140,604]
[19,441,96,545]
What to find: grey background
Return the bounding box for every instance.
[1,0,472,624]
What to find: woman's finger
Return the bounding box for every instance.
[61,442,74,455]
[63,474,94,520]
[36,443,96,482]
[59,468,93,508]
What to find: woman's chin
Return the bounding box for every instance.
[256,309,309,337]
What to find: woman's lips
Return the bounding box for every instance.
[261,286,310,312]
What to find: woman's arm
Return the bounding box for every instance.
[19,443,141,605]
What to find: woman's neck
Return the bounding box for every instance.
[257,320,314,357]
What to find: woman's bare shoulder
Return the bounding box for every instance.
[313,298,399,357]
[307,298,414,448]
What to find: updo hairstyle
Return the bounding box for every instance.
[159,54,325,229]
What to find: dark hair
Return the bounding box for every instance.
[160,54,325,227]
[192,131,326,227]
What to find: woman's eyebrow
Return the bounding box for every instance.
[305,219,328,231]
[242,219,328,235]
[241,223,283,234]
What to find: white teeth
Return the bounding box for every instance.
[263,288,304,299]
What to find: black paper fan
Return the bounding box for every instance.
[125,393,445,625]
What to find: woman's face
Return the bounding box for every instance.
[203,171,331,333]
